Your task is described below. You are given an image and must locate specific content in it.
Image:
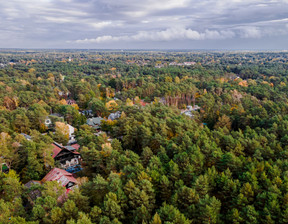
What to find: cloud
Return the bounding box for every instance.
[71,23,288,44]
[72,27,236,43]
[1,0,288,48]
[239,26,262,38]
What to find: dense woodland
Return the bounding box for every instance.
[1,50,288,223]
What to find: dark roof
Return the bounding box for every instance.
[24,180,41,188]
[108,111,121,120]
[87,117,104,127]
[66,99,76,105]
[24,181,42,201]
[65,146,76,151]
[21,133,32,140]
[52,142,80,158]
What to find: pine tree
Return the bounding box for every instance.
[150,213,162,224]
[103,192,124,220]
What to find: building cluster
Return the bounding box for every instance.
[25,168,78,203]
[22,97,146,204]
[169,61,196,66]
[22,128,82,203]
[181,105,201,118]
[155,61,196,68]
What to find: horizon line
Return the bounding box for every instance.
[0,48,288,52]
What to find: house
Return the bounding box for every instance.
[64,145,78,151]
[183,62,196,66]
[169,62,196,66]
[68,124,74,137]
[108,111,121,120]
[58,91,69,97]
[66,99,76,105]
[81,110,93,117]
[181,105,200,118]
[87,117,104,129]
[181,110,194,118]
[44,114,64,128]
[63,143,80,151]
[21,133,32,141]
[44,117,52,128]
[140,100,148,107]
[24,167,78,203]
[70,144,80,150]
[158,97,166,105]
[42,168,78,190]
[50,113,64,118]
[24,181,42,203]
[52,142,81,170]
[187,105,200,111]
[67,124,76,144]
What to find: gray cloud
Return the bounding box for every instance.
[0,0,288,49]
[72,28,236,43]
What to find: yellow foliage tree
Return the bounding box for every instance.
[165,76,173,83]
[134,96,141,104]
[71,104,79,110]
[105,100,118,111]
[153,97,159,104]
[55,122,69,145]
[28,68,36,73]
[48,73,55,82]
[120,111,126,119]
[214,115,232,130]
[126,98,134,106]
[59,99,67,105]
[175,76,181,83]
[3,96,17,110]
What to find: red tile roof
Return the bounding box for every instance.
[140,100,147,106]
[52,143,62,158]
[66,99,76,105]
[42,168,77,187]
[52,143,80,158]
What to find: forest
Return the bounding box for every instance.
[1,50,288,223]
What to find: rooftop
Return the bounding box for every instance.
[21,133,32,141]
[87,117,104,127]
[42,168,78,187]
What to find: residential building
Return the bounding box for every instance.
[108,111,121,120]
[66,99,76,105]
[52,142,81,169]
[67,124,76,144]
[21,133,32,141]
[42,168,78,190]
[87,117,104,129]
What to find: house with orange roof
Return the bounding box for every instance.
[25,168,78,203]
[42,168,78,190]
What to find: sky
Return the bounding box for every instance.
[0,0,288,50]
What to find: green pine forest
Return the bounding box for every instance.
[1,50,288,223]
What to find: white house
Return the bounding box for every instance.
[67,124,76,144]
